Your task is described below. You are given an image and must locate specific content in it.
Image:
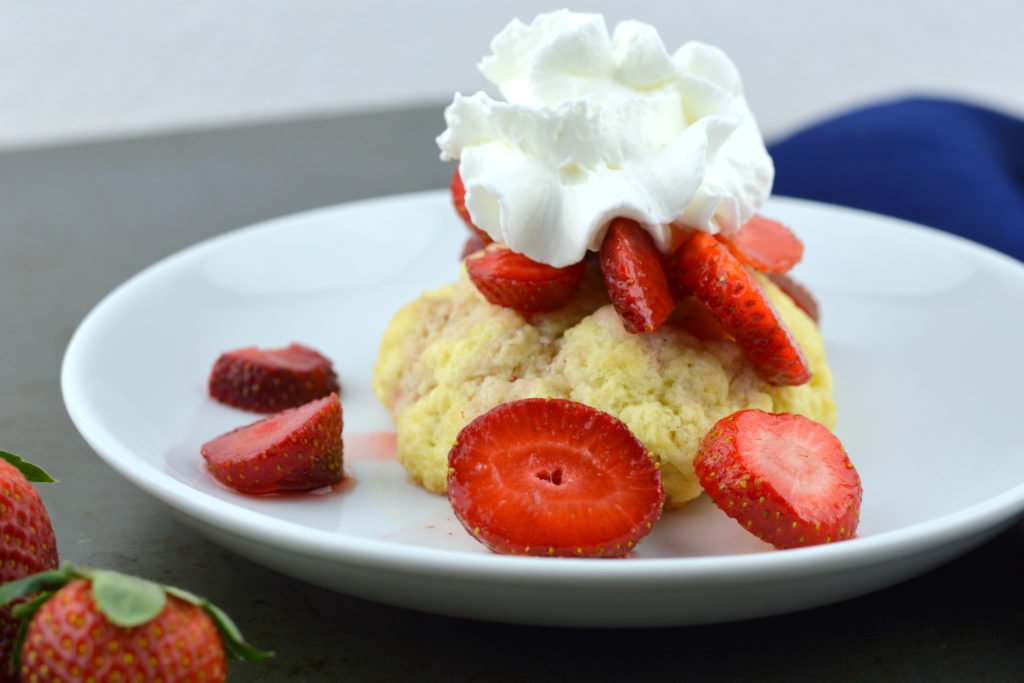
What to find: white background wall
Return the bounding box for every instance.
[2,1,1022,150]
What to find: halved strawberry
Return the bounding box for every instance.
[694,409,861,549]
[466,245,586,313]
[201,394,343,494]
[671,232,811,386]
[766,271,820,323]
[450,168,493,243]
[209,343,340,413]
[719,215,803,274]
[599,217,676,333]
[448,399,664,557]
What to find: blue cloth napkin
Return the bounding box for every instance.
[768,97,1024,261]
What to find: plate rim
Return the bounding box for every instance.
[61,190,1024,585]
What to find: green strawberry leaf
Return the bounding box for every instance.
[164,585,273,661]
[162,584,203,606]
[0,566,77,606]
[91,570,166,627]
[0,451,56,483]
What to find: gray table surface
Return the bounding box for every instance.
[1,105,1022,681]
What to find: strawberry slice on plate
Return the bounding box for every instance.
[671,232,811,386]
[209,342,340,413]
[599,217,676,333]
[466,245,586,313]
[448,399,664,557]
[694,409,861,549]
[450,168,493,243]
[201,393,343,494]
[719,214,803,274]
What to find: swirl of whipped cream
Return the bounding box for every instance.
[436,10,774,267]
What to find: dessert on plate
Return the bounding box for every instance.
[374,11,838,515]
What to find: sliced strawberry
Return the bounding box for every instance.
[448,399,664,557]
[766,271,820,323]
[209,343,340,413]
[694,409,861,549]
[460,232,491,261]
[719,215,803,274]
[201,393,344,494]
[450,168,493,243]
[466,245,586,313]
[671,232,811,386]
[599,217,676,333]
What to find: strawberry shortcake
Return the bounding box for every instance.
[374,11,847,549]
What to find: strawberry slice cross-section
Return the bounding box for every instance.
[671,231,811,386]
[447,399,665,557]
[694,409,861,549]
[718,214,804,274]
[599,217,676,334]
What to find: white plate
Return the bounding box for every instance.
[62,191,1024,627]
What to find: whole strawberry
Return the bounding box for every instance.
[0,565,270,682]
[0,452,57,682]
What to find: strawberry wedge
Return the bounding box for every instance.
[599,217,676,333]
[202,394,343,494]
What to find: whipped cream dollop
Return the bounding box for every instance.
[437,10,774,267]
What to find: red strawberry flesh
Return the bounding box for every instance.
[671,232,811,386]
[719,215,804,274]
[694,410,861,549]
[450,168,492,242]
[209,342,340,413]
[201,394,343,494]
[448,398,664,557]
[460,233,491,261]
[466,246,586,313]
[599,217,676,333]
